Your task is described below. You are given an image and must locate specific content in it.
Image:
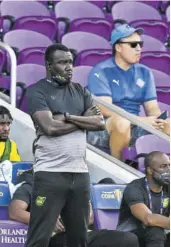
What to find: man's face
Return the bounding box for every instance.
[0,119,11,140]
[151,153,170,173]
[48,50,73,83]
[115,32,142,64]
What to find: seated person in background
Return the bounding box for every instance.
[0,105,21,162]
[117,151,170,247]
[88,24,169,160]
[8,170,139,247]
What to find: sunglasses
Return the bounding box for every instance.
[118,41,144,48]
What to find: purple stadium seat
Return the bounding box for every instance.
[12,16,58,40]
[0,220,28,246]
[112,2,162,23]
[135,135,170,173]
[141,35,167,52]
[12,162,33,184]
[140,52,170,75]
[55,1,105,20]
[69,18,113,40]
[18,64,46,111]
[0,182,11,220]
[17,47,46,66]
[0,182,11,206]
[3,30,52,52]
[0,1,51,18]
[17,64,46,88]
[75,49,112,66]
[130,20,168,42]
[62,32,111,53]
[91,184,126,230]
[72,66,93,88]
[151,69,170,104]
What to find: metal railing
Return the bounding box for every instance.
[93,96,170,142]
[0,42,17,107]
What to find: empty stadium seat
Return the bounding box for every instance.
[0,1,51,19]
[151,69,170,104]
[91,184,126,230]
[55,1,105,21]
[141,35,167,52]
[0,220,28,246]
[72,66,93,87]
[130,20,168,42]
[75,49,112,66]
[69,18,113,40]
[12,162,33,184]
[112,2,162,23]
[18,47,46,66]
[0,182,11,220]
[140,51,170,75]
[62,32,111,53]
[135,135,170,173]
[3,30,52,52]
[13,16,58,40]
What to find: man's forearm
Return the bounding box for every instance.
[47,120,78,137]
[147,214,170,229]
[66,115,105,131]
[9,210,30,225]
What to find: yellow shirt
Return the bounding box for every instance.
[0,139,21,162]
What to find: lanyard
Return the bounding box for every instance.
[145,178,164,215]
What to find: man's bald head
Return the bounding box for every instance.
[145,151,170,174]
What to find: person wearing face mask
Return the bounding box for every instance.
[25,43,105,247]
[117,151,170,247]
[0,105,21,162]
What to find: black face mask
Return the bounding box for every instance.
[52,74,69,86]
[152,168,170,186]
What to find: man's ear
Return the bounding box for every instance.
[147,166,153,175]
[46,61,51,71]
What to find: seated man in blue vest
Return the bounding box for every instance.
[8,169,139,247]
[88,24,169,160]
[0,105,21,162]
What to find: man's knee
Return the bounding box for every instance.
[122,232,139,247]
[106,115,131,135]
[145,226,165,245]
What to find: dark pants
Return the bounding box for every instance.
[133,226,166,247]
[49,230,139,247]
[25,171,90,247]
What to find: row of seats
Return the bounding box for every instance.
[0,174,125,232]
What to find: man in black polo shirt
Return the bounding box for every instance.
[25,44,105,247]
[117,151,170,247]
[9,169,140,247]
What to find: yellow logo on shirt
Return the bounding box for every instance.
[163,198,169,208]
[35,196,46,207]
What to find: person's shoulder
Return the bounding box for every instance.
[93,57,115,71]
[70,82,86,95]
[134,63,151,73]
[125,177,145,191]
[27,78,46,93]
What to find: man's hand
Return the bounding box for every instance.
[83,105,101,117]
[140,116,166,131]
[54,217,65,233]
[53,114,65,121]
